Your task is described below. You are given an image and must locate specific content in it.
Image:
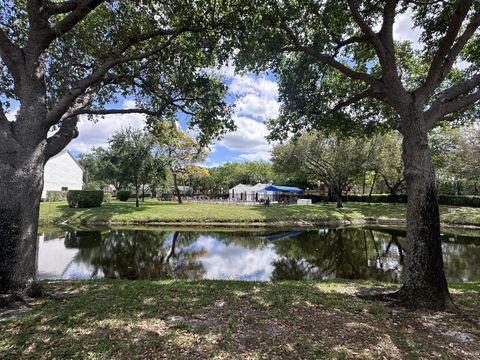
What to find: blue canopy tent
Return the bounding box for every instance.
[264,185,304,193]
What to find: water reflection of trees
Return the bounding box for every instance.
[67,230,207,280]
[43,227,480,282]
[270,228,480,282]
[270,228,404,281]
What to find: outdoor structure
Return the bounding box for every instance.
[229,183,273,202]
[42,150,84,199]
[229,183,304,203]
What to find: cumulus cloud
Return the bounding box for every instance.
[192,236,279,280]
[393,9,423,49]
[230,75,280,121]
[220,116,271,152]
[68,100,147,153]
[237,152,271,162]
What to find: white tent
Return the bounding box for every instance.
[228,183,274,201]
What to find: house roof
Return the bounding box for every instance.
[264,185,304,193]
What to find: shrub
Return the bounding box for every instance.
[67,190,103,208]
[103,192,112,203]
[438,195,480,207]
[341,193,480,208]
[116,190,131,201]
[46,190,68,202]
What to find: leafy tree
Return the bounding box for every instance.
[151,120,208,203]
[374,132,405,200]
[234,0,480,309]
[272,132,374,207]
[109,128,156,208]
[0,1,236,292]
[78,147,123,190]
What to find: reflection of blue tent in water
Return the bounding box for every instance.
[261,231,303,241]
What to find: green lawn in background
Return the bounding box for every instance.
[38,200,480,227]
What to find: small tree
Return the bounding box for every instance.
[272,132,374,208]
[151,120,208,204]
[109,128,155,208]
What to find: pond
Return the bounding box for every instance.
[36,226,480,282]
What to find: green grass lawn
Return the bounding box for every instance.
[38,200,480,227]
[1,280,478,359]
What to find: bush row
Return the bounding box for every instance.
[46,190,68,202]
[67,190,104,208]
[340,194,480,207]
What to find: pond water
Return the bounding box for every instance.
[37,227,480,282]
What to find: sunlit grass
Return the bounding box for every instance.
[1,280,478,359]
[38,200,480,227]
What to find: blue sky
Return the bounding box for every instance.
[62,65,281,167]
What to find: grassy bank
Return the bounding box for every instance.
[38,200,480,227]
[1,280,478,359]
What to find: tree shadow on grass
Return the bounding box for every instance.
[1,280,479,359]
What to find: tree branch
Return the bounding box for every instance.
[416,1,478,99]
[280,23,383,89]
[332,89,381,112]
[44,0,84,15]
[72,108,163,117]
[0,28,22,85]
[45,30,184,126]
[45,116,79,159]
[346,0,386,63]
[425,89,480,129]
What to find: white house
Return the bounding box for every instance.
[42,150,84,199]
[229,183,274,202]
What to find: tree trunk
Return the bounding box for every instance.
[0,146,45,293]
[173,173,182,204]
[399,114,449,310]
[335,189,343,208]
[367,171,377,202]
[135,178,139,208]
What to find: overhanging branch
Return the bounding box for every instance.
[45,116,79,159]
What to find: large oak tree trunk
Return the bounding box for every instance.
[399,113,449,310]
[0,144,45,293]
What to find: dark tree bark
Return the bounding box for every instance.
[0,146,44,291]
[367,171,377,203]
[398,110,449,309]
[134,178,139,208]
[172,172,182,204]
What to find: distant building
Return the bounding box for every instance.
[42,150,84,199]
[229,183,274,202]
[229,183,304,203]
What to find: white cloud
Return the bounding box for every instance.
[393,9,423,49]
[68,100,147,153]
[5,108,18,121]
[220,116,271,152]
[237,152,271,162]
[193,236,279,280]
[230,75,280,121]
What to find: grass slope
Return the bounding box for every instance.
[1,280,479,359]
[38,200,480,227]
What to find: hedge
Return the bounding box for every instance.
[116,190,130,201]
[340,193,480,207]
[46,190,68,202]
[67,190,104,208]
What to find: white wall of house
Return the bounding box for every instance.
[42,150,84,199]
